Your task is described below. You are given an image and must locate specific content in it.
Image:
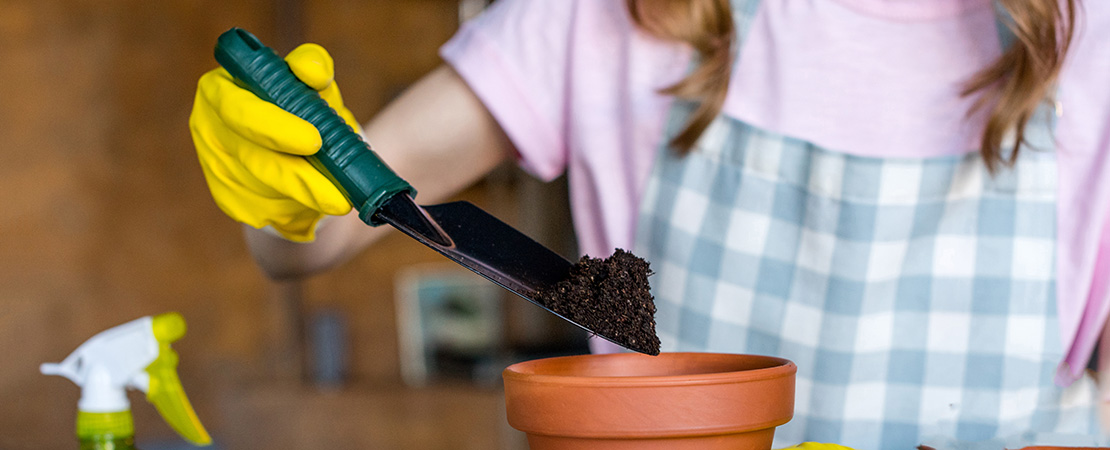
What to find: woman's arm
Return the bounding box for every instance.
[245,65,515,280]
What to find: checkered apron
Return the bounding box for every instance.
[634,1,1105,448]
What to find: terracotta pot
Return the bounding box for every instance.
[503,352,796,450]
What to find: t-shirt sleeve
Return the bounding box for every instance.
[440,0,576,181]
[1051,0,1110,384]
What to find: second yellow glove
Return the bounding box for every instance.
[190,43,359,242]
[777,443,857,450]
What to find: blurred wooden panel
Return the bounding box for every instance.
[0,0,273,447]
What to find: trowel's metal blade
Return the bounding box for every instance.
[376,194,571,294]
[373,194,652,354]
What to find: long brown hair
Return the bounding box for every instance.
[628,0,1077,171]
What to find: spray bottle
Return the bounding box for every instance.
[41,312,211,449]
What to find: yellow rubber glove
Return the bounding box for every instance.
[190,43,358,242]
[777,443,857,450]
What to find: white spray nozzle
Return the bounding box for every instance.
[41,312,211,445]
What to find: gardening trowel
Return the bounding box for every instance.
[214,28,654,355]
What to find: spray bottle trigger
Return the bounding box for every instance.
[146,313,211,446]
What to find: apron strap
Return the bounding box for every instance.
[731,0,764,55]
[992,0,1059,149]
[993,0,1018,51]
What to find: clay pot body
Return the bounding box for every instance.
[503,352,796,450]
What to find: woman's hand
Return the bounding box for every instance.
[190,44,356,242]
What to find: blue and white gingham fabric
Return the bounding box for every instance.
[633,1,1105,448]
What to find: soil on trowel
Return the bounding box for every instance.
[530,249,660,355]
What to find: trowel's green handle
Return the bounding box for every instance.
[214,28,414,225]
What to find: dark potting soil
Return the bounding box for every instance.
[530,249,660,355]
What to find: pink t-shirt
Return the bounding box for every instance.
[440,0,1110,384]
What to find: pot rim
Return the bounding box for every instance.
[503,352,797,387]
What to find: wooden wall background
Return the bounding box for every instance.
[0,0,575,448]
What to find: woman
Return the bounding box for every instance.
[190,0,1110,446]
